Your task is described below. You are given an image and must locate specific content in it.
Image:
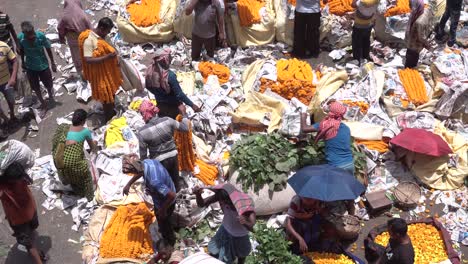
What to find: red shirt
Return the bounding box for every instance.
[0,180,36,226]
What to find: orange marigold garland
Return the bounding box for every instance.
[198,61,230,84]
[100,203,154,259]
[127,0,162,27]
[79,30,123,104]
[259,59,320,105]
[340,100,370,114]
[288,0,296,5]
[322,0,355,16]
[237,0,265,27]
[195,159,218,186]
[174,115,196,172]
[384,0,411,16]
[355,139,389,153]
[397,68,428,106]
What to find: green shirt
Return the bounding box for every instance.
[18,31,51,71]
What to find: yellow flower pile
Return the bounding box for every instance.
[100,203,154,259]
[127,0,162,27]
[356,139,389,153]
[198,61,231,84]
[237,0,265,27]
[259,59,321,105]
[323,0,355,16]
[174,114,196,172]
[304,252,354,264]
[375,223,449,264]
[340,100,369,114]
[398,68,429,106]
[384,0,410,17]
[129,99,157,111]
[195,159,218,186]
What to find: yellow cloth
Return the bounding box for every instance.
[82,31,99,57]
[116,0,177,43]
[241,59,266,94]
[344,121,384,140]
[0,41,16,85]
[128,99,157,111]
[177,71,196,96]
[405,122,467,190]
[230,91,287,133]
[105,117,128,147]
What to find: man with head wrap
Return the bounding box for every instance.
[145,48,201,119]
[122,154,177,246]
[136,100,190,192]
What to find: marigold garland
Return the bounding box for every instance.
[375,223,449,264]
[194,159,218,186]
[174,114,196,172]
[398,68,429,106]
[288,0,296,5]
[356,139,389,153]
[322,0,355,16]
[259,59,320,105]
[198,61,230,84]
[127,0,161,27]
[79,30,123,104]
[304,252,354,264]
[384,0,410,17]
[237,0,265,27]
[100,203,154,259]
[340,100,369,114]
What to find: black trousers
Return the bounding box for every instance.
[160,156,181,192]
[293,11,321,57]
[437,0,462,42]
[156,203,176,246]
[191,33,216,61]
[405,48,420,68]
[352,26,372,61]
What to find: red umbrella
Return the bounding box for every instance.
[390,128,453,157]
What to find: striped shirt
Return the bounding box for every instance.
[0,13,11,43]
[0,41,16,85]
[137,116,189,161]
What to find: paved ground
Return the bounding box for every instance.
[0,0,466,264]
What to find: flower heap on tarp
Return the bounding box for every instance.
[304,252,355,264]
[398,68,429,106]
[127,0,162,27]
[237,0,265,27]
[198,61,231,84]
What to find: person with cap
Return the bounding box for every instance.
[193,183,256,264]
[435,0,462,47]
[136,100,190,191]
[404,0,433,68]
[122,154,177,246]
[145,48,201,119]
[351,0,379,66]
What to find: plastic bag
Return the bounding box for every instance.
[0,140,35,175]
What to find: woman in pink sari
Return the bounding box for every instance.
[58,0,92,78]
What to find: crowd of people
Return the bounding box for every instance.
[0,0,463,263]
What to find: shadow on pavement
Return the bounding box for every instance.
[4,235,52,264]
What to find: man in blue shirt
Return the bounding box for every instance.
[122,154,177,246]
[18,21,57,118]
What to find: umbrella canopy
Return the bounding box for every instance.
[287,164,366,202]
[390,128,452,157]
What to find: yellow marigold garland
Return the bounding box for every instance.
[195,159,218,186]
[375,223,449,264]
[322,0,355,16]
[340,100,370,114]
[356,139,389,153]
[174,114,196,172]
[398,68,429,106]
[384,0,410,17]
[100,203,155,259]
[304,252,354,264]
[127,0,161,27]
[237,0,265,27]
[79,30,123,104]
[259,59,320,105]
[198,61,230,84]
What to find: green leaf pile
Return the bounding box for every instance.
[176,219,216,244]
[245,222,303,264]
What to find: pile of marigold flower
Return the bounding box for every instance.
[375,223,449,264]
[304,252,354,264]
[384,0,411,16]
[194,159,218,186]
[174,115,196,172]
[198,61,230,84]
[237,0,265,27]
[127,0,162,27]
[100,203,154,259]
[259,59,320,105]
[340,100,370,114]
[398,68,429,106]
[323,0,354,16]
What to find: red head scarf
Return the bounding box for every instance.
[315,102,347,142]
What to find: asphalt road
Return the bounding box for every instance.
[0,0,466,264]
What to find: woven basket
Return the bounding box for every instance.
[393,181,421,210]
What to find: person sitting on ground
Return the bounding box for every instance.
[0,40,18,129]
[122,154,177,246]
[0,162,48,264]
[379,218,415,264]
[137,100,190,192]
[404,0,433,68]
[52,109,97,201]
[145,48,201,119]
[18,21,57,118]
[194,183,256,264]
[147,239,184,264]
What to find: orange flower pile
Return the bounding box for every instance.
[375,223,449,264]
[237,0,265,27]
[304,252,354,264]
[259,59,320,105]
[398,68,429,106]
[340,100,370,114]
[174,115,196,172]
[127,0,161,27]
[198,61,230,84]
[324,0,355,16]
[79,30,123,104]
[288,0,296,5]
[356,140,389,153]
[195,159,218,186]
[100,203,154,259]
[384,0,410,17]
